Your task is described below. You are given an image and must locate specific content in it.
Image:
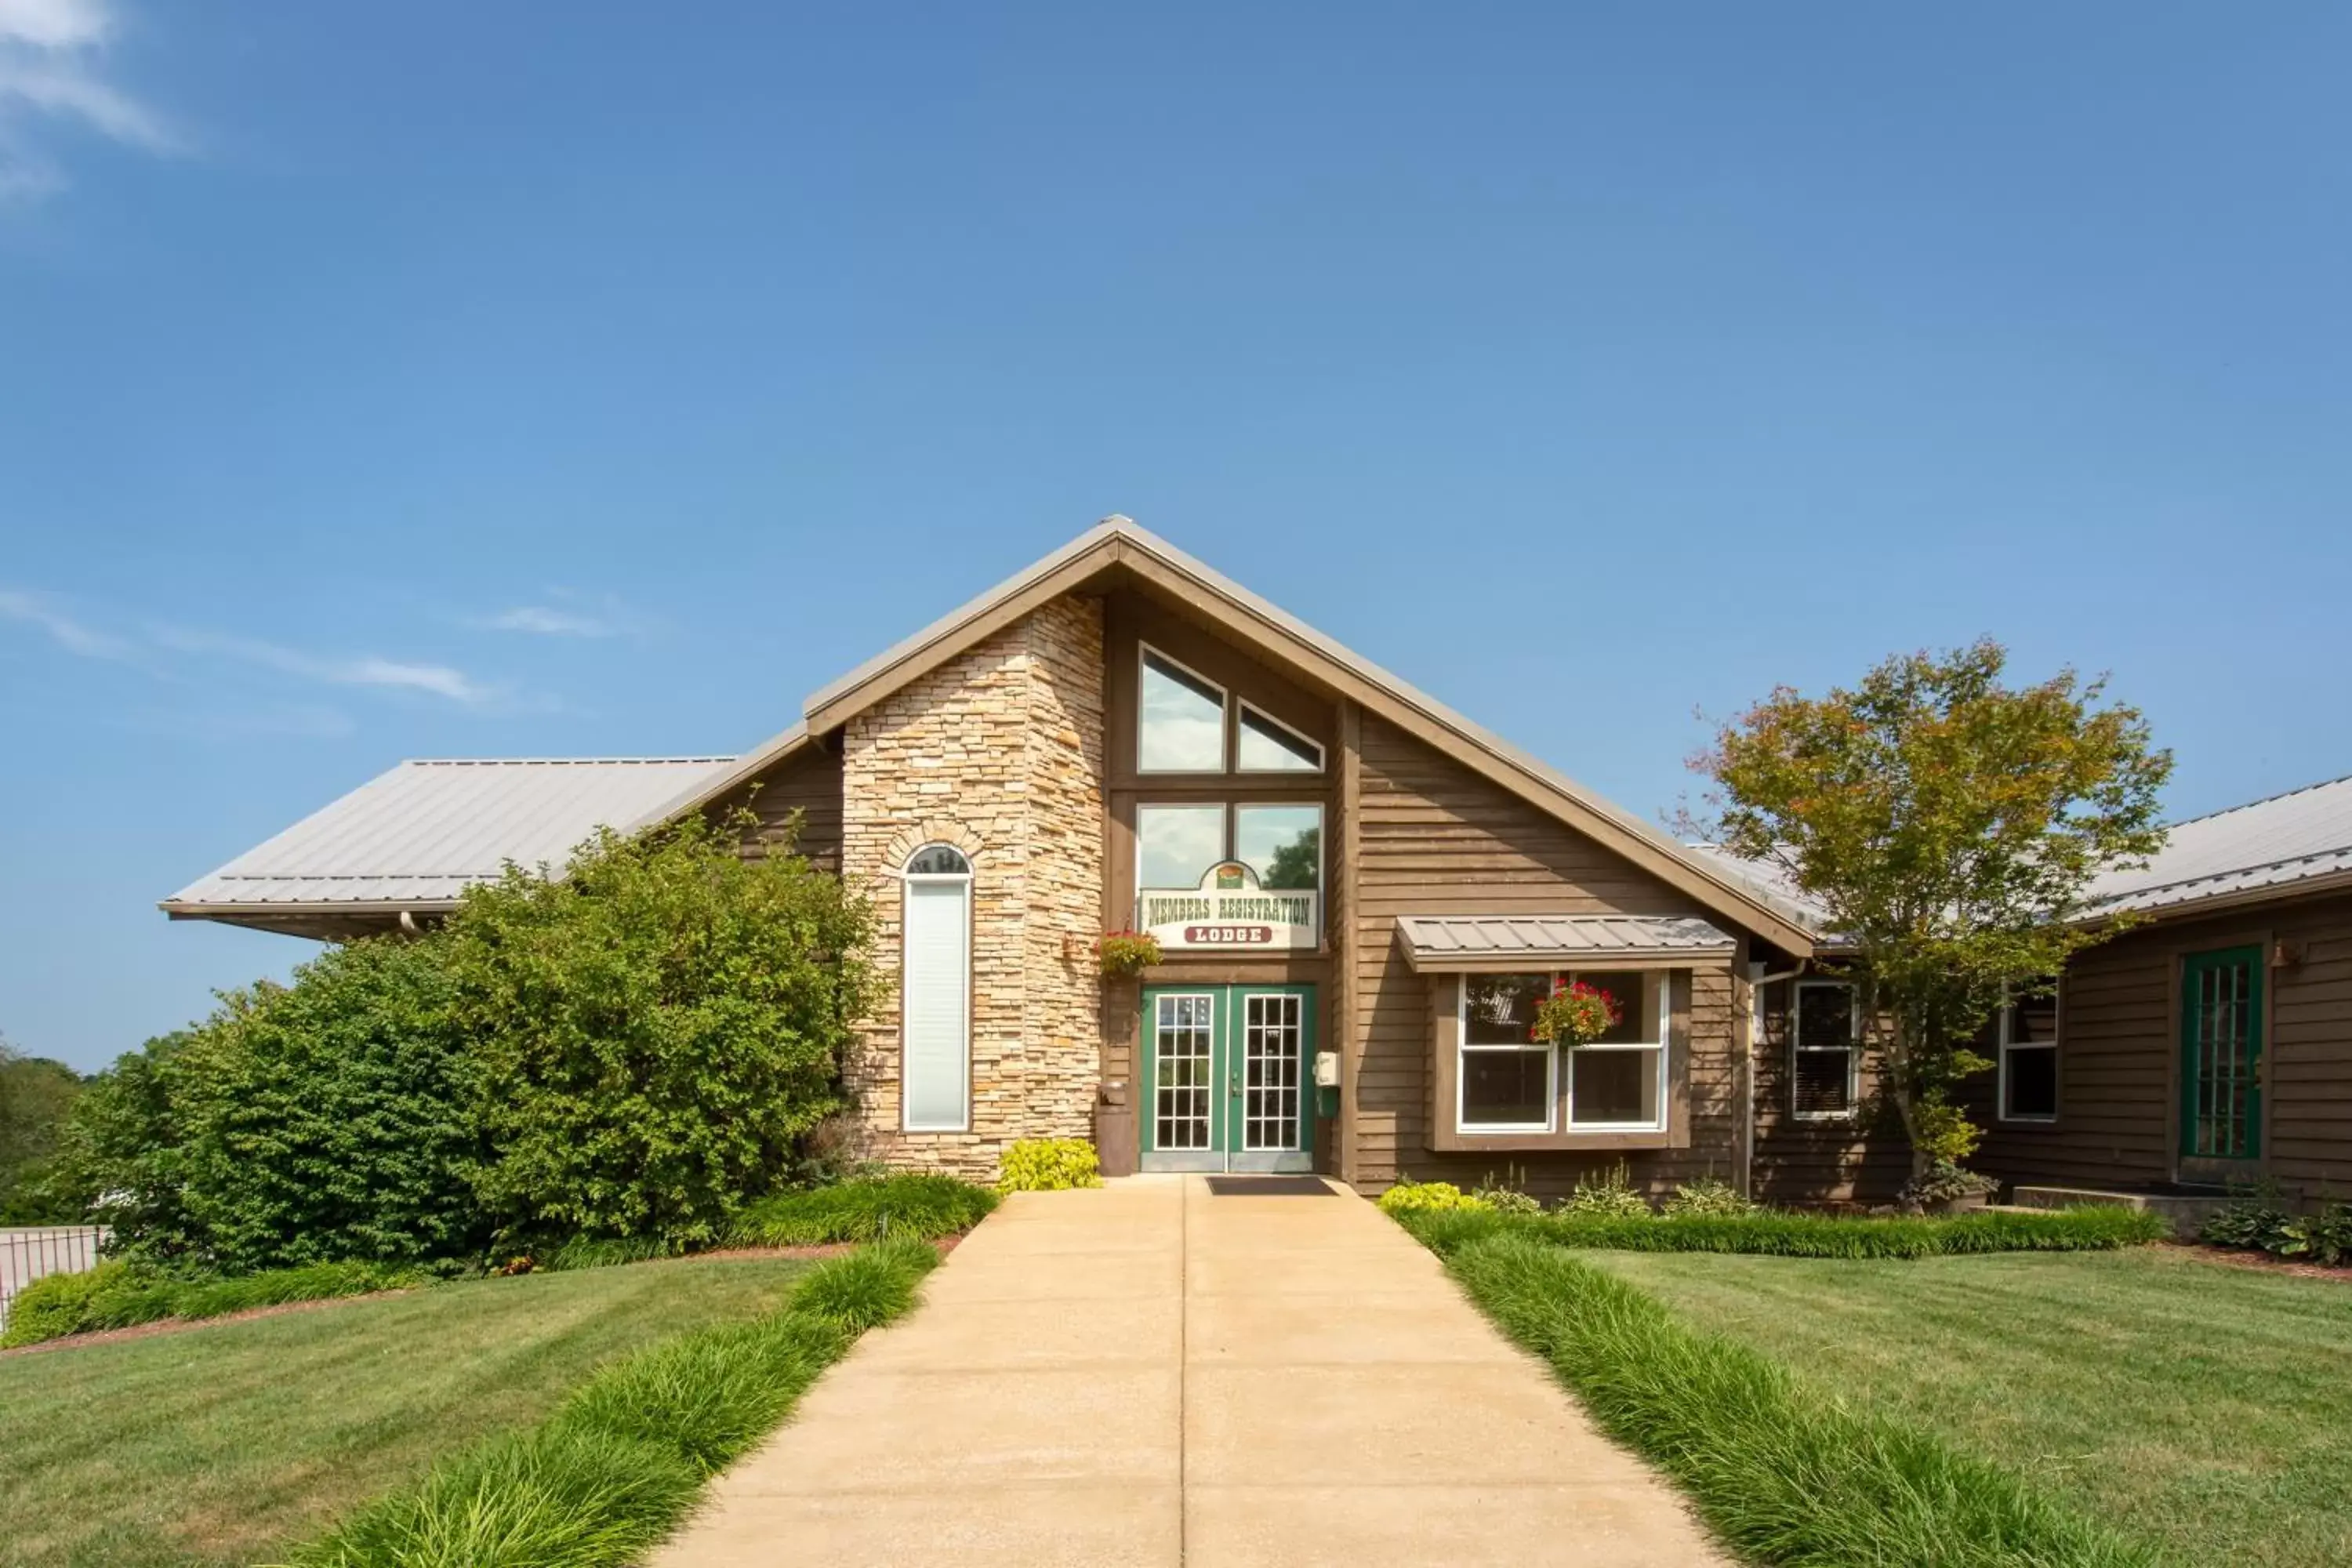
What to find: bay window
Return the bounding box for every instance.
[1456,971,1672,1135]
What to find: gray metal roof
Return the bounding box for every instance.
[1687,771,2352,931]
[2087,773,2352,915]
[1396,914,1737,970]
[164,757,734,910]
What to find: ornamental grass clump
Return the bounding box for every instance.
[284,1240,941,1568]
[1390,1203,2168,1261]
[0,1258,426,1348]
[728,1173,997,1247]
[1440,1234,2156,1567]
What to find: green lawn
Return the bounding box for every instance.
[1591,1247,2352,1568]
[0,1257,809,1568]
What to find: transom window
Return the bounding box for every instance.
[1791,980,1859,1120]
[1138,644,1324,775]
[1457,971,1671,1134]
[1998,987,2060,1123]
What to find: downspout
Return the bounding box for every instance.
[398,909,423,938]
[1745,960,1806,1200]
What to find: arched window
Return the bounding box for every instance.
[899,843,972,1131]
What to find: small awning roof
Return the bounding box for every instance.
[1396,914,1738,971]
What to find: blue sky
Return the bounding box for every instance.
[4,2,2347,1072]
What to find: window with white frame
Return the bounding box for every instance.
[899,844,972,1132]
[1998,986,2060,1122]
[1564,971,1668,1130]
[1455,971,1672,1134]
[1791,979,1859,1120]
[1458,975,1555,1131]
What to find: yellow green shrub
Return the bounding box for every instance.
[997,1138,1102,1192]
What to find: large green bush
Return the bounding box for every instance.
[446,812,879,1250]
[62,811,876,1272]
[177,940,484,1272]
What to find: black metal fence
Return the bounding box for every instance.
[0,1226,107,1328]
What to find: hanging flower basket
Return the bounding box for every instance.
[1530,980,1622,1047]
[1096,930,1162,979]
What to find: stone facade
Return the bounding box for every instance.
[840,595,1107,1178]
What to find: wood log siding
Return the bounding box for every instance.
[1960,888,2352,1203]
[1347,713,1744,1195]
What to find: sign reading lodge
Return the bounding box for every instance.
[1140,862,1318,952]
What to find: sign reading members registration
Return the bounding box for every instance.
[1141,862,1319,952]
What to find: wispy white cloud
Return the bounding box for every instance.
[0,0,179,201]
[118,702,358,742]
[480,604,618,637]
[471,589,652,640]
[149,626,498,706]
[0,585,134,659]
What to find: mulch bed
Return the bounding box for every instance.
[2,1233,967,1359]
[2159,1240,2352,1283]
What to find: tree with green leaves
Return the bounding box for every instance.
[0,1038,85,1224]
[1692,639,2172,1188]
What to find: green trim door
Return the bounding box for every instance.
[2181,946,2263,1165]
[1140,985,1317,1173]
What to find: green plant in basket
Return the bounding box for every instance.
[1530,980,1623,1047]
[1095,931,1162,979]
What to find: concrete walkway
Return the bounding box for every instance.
[652,1176,1728,1566]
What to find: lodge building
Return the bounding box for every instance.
[166,520,2352,1209]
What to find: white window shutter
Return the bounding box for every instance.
[902,878,971,1131]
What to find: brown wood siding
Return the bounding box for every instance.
[1750,980,1911,1206]
[1348,712,1744,1196]
[1961,889,2352,1203]
[710,741,843,873]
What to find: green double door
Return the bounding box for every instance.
[2181,946,2264,1167]
[1140,985,1317,1173]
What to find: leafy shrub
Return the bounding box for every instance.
[997,1138,1102,1192]
[1375,1178,1490,1216]
[1393,1203,2168,1261]
[1468,1164,1541,1214]
[178,939,483,1273]
[729,1174,997,1246]
[1561,1160,1652,1218]
[288,1240,940,1568]
[1,1258,424,1348]
[445,811,880,1252]
[1441,1233,2156,1567]
[1661,1176,1755,1218]
[2279,1204,2352,1268]
[2201,1189,2298,1254]
[1896,1160,2000,1210]
[50,1032,203,1263]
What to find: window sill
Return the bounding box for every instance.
[1428,1126,1678,1153]
[1996,1116,2061,1129]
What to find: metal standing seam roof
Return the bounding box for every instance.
[1684,771,2352,931]
[163,757,735,910]
[2085,772,2352,915]
[1396,914,1738,969]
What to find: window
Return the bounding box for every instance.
[1455,970,1674,1135]
[1791,980,1859,1120]
[899,844,971,1132]
[1237,702,1323,772]
[1234,803,1321,891]
[1138,648,1227,772]
[1135,804,1225,891]
[1999,987,2060,1122]
[1459,975,1555,1131]
[1136,644,1324,775]
[1565,971,1668,1129]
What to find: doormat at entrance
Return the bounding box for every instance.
[1205,1176,1335,1196]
